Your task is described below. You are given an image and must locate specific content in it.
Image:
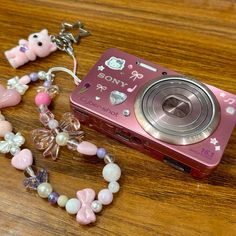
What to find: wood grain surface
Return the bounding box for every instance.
[0,0,236,235]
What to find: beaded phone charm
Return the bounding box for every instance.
[4,21,90,75]
[0,67,121,225]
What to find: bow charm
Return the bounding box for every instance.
[76,188,96,225]
[31,112,84,160]
[96,84,107,92]
[23,168,48,190]
[7,77,29,95]
[129,70,143,81]
[0,132,25,154]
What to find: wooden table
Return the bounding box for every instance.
[0,0,235,235]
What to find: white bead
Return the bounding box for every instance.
[98,189,113,205]
[102,163,121,182]
[91,200,103,213]
[48,119,59,129]
[10,147,21,156]
[65,198,81,214]
[108,181,120,193]
[37,183,53,198]
[13,133,25,146]
[55,132,69,146]
[38,71,47,80]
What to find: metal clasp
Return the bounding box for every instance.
[50,21,90,57]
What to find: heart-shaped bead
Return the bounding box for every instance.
[11,149,33,170]
[0,84,21,109]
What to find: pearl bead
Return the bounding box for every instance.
[48,119,59,129]
[91,200,103,213]
[57,195,69,208]
[108,181,120,193]
[38,71,47,80]
[37,183,53,198]
[103,163,121,182]
[65,198,81,214]
[55,132,69,146]
[98,189,113,205]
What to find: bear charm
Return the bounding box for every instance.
[5,29,57,68]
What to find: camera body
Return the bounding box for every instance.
[70,48,236,178]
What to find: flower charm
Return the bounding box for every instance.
[23,168,48,190]
[31,112,84,160]
[7,77,29,95]
[0,132,25,154]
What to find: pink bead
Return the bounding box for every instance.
[19,75,31,85]
[35,92,51,106]
[0,121,13,137]
[98,189,113,205]
[77,141,98,156]
[11,149,33,170]
[0,84,21,109]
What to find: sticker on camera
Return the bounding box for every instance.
[79,83,91,94]
[105,56,125,70]
[96,83,107,92]
[97,65,105,71]
[210,138,221,151]
[129,70,143,81]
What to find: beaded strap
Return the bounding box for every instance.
[0,68,121,225]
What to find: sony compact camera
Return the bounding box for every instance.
[70,48,236,178]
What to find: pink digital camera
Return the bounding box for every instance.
[70,48,236,178]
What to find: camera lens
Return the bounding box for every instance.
[134,76,220,145]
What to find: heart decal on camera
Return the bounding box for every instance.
[110,90,127,105]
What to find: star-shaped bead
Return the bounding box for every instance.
[210,138,218,145]
[98,65,105,71]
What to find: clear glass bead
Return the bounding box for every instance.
[38,105,48,113]
[31,128,54,149]
[39,109,54,126]
[48,119,59,129]
[104,154,115,164]
[67,139,79,150]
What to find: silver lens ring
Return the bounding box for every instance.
[134,76,220,145]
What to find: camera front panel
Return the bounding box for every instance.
[71,48,236,178]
